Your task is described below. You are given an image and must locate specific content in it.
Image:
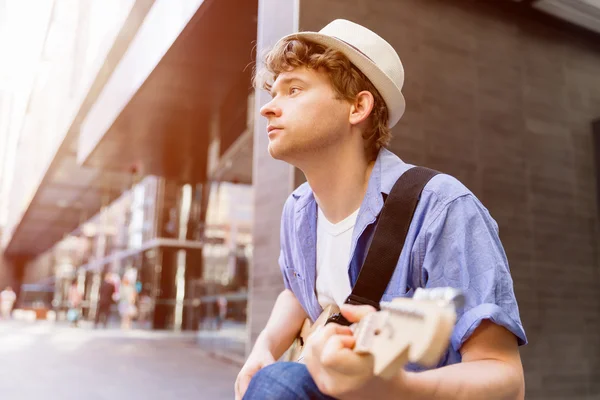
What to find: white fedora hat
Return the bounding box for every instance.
[277,19,406,128]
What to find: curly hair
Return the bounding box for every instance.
[255,37,391,161]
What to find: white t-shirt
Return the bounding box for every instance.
[316,207,359,309]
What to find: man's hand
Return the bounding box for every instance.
[305,305,525,400]
[234,350,275,400]
[234,289,308,399]
[304,304,387,399]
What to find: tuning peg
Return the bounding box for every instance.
[353,312,391,355]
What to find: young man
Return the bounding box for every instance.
[235,19,527,400]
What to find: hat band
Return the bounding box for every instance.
[331,36,375,63]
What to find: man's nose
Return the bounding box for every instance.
[260,98,282,118]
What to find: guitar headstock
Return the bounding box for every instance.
[351,288,464,379]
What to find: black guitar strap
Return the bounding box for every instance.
[327,166,439,326]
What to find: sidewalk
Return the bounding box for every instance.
[0,319,240,399]
[61,317,248,365]
[196,320,247,365]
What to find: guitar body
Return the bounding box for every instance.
[287,304,339,362]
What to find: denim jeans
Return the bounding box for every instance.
[243,362,337,400]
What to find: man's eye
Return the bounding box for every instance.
[290,87,300,95]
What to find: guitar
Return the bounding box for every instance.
[286,287,465,378]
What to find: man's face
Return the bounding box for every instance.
[260,67,351,163]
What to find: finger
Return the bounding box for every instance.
[321,335,374,374]
[237,373,253,399]
[316,334,355,363]
[320,323,353,338]
[234,376,243,400]
[234,378,241,400]
[327,334,356,352]
[320,335,354,366]
[307,324,351,350]
[340,304,376,323]
[308,323,352,356]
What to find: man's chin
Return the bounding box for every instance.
[267,143,288,161]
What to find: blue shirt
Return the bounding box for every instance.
[278,148,527,369]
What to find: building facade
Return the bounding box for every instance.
[0,0,599,398]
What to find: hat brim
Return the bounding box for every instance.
[276,31,406,129]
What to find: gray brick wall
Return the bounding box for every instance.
[299,0,600,398]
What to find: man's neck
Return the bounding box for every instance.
[301,146,375,224]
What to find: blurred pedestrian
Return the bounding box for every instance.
[0,286,16,320]
[137,290,153,328]
[67,280,82,327]
[118,277,137,330]
[95,273,116,329]
[216,295,227,330]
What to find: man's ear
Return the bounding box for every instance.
[349,90,375,126]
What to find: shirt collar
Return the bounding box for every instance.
[292,148,411,217]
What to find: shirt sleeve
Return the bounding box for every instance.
[279,196,294,291]
[279,249,292,290]
[420,194,527,352]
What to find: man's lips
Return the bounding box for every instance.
[267,126,283,136]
